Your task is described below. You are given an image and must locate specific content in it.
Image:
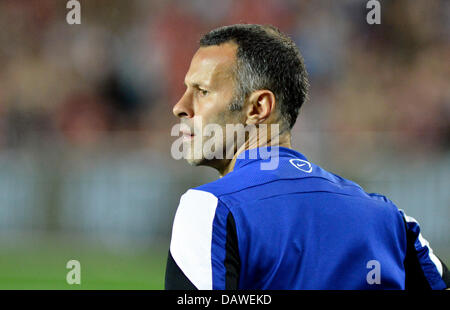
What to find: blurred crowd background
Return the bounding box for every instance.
[0,0,449,289]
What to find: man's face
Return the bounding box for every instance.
[173,42,243,167]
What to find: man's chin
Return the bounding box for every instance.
[185,156,226,170]
[185,157,205,167]
[185,152,209,167]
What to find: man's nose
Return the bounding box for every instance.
[173,91,194,119]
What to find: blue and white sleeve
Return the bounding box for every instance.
[399,209,449,290]
[165,189,240,290]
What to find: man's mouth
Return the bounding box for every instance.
[181,131,195,142]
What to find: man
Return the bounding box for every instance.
[165,24,449,290]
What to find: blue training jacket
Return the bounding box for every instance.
[165,147,449,290]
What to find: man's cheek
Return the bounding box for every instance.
[202,123,224,160]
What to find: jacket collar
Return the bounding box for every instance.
[233,146,308,171]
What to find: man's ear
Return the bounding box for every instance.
[244,90,276,125]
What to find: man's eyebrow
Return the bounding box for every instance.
[184,81,208,89]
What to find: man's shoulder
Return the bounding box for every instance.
[186,152,399,213]
[193,169,251,199]
[191,160,282,204]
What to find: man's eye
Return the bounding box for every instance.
[199,89,208,96]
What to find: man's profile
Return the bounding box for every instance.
[165,24,449,290]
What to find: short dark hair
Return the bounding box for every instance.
[200,24,309,130]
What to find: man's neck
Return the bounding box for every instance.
[218,131,292,177]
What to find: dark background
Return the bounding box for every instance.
[0,0,448,289]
